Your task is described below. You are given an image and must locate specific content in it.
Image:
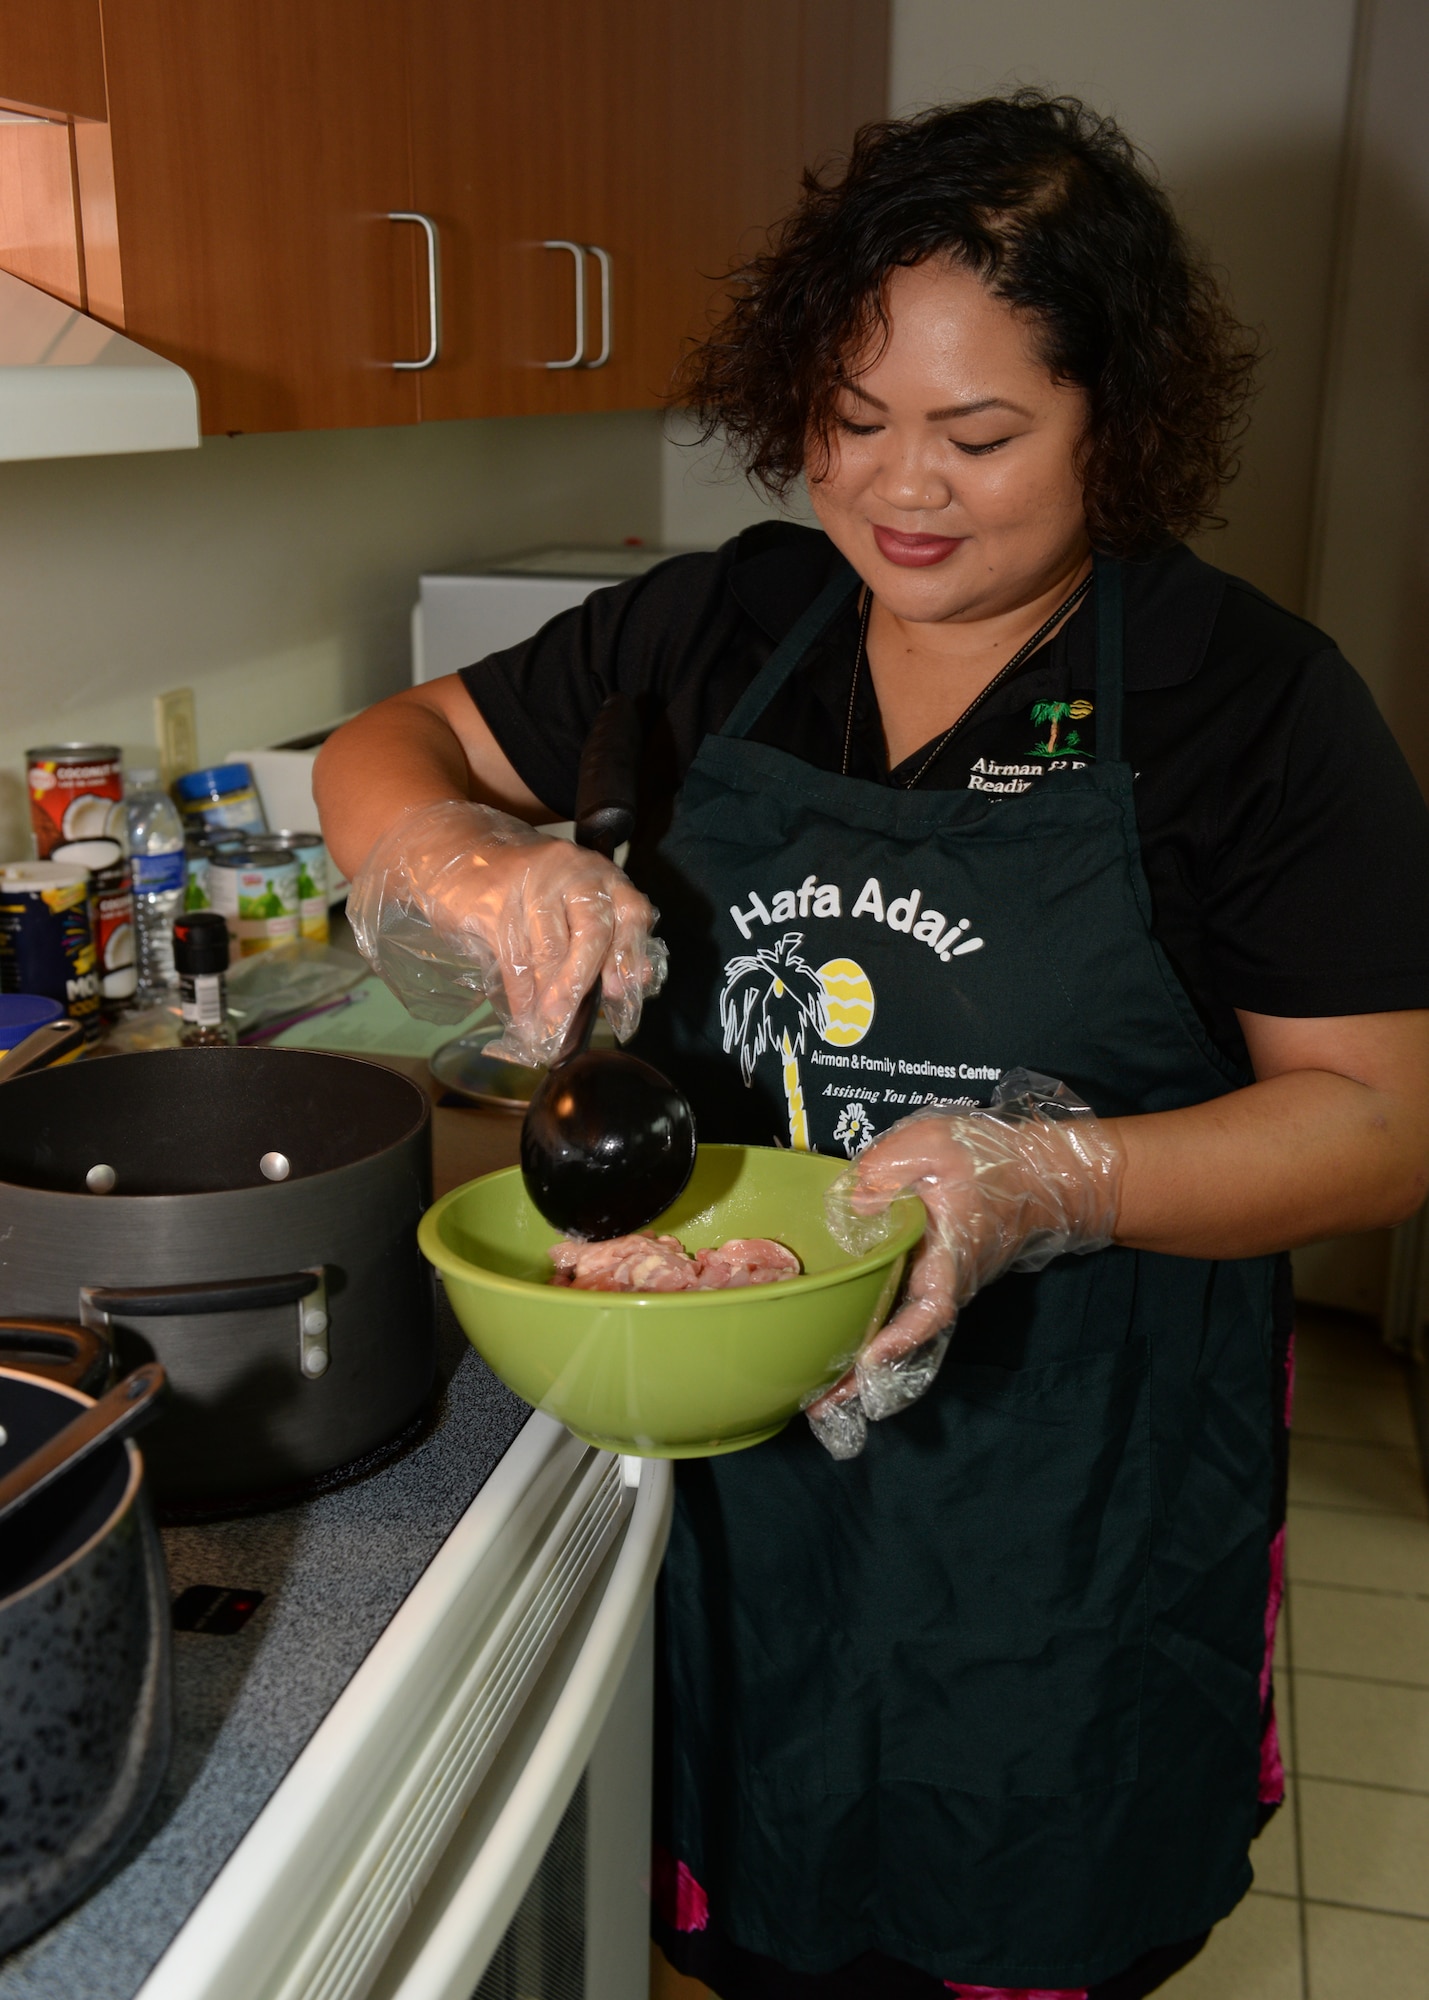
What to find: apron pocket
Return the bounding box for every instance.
[832,1342,1150,1800]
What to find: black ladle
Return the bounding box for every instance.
[521,694,696,1240]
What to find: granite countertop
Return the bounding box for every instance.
[0,1294,528,2000]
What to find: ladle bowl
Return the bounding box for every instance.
[520,1045,696,1239]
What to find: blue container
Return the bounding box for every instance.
[0,992,64,1050]
[172,763,266,834]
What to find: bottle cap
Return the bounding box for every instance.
[126,767,160,788]
[173,911,231,975]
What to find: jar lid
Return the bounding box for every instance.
[172,910,231,974]
[0,860,91,890]
[0,993,64,1050]
[173,762,255,802]
[202,843,296,871]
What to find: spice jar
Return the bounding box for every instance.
[173,911,235,1047]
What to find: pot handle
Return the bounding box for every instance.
[0,1016,87,1084]
[79,1269,332,1381]
[79,1273,321,1318]
[0,1318,113,1394]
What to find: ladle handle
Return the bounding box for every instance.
[554,692,642,1066]
[573,691,639,860]
[0,1361,166,1529]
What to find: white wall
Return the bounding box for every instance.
[1309,0,1429,791]
[890,0,1360,613]
[659,411,816,550]
[0,410,661,857]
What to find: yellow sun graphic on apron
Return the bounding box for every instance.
[817,958,875,1046]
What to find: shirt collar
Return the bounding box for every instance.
[726,526,1227,691]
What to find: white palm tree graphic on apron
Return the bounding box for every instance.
[719,932,827,1150]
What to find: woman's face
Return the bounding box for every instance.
[806,258,1091,624]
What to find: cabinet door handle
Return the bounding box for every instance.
[542,239,587,368]
[584,243,612,368]
[388,211,441,370]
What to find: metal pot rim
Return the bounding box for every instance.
[0,1046,431,1200]
[0,1367,143,1612]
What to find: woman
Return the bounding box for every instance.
[317,96,1429,2000]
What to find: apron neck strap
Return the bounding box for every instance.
[1094,554,1125,763]
[722,550,1126,760]
[720,560,859,739]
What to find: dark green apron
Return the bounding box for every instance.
[630,557,1276,1990]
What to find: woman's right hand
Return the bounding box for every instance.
[345,798,667,1065]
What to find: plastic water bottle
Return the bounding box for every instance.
[124,769,187,1006]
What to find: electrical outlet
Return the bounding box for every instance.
[156,688,198,785]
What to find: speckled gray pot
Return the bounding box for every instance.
[0,1369,172,1953]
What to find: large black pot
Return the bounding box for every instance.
[0,1366,171,1952]
[0,1047,434,1508]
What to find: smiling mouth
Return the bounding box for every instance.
[871,525,965,567]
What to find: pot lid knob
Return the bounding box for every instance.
[86,1164,116,1194]
[260,1152,290,1182]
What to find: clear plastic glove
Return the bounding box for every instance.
[807,1068,1125,1459]
[345,799,668,1066]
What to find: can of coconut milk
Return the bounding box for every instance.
[25,743,137,1009]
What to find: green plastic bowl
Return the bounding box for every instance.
[419,1144,924,1458]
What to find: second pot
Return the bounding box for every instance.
[0,1366,172,1952]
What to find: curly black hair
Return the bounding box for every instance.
[675,93,1260,557]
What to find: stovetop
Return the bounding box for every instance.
[0,1298,528,2000]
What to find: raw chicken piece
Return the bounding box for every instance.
[549,1233,697,1292]
[548,1232,801,1293]
[691,1239,803,1289]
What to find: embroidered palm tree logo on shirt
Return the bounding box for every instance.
[720,933,829,1149]
[1029,696,1093,758]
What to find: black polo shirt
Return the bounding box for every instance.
[463,522,1429,1068]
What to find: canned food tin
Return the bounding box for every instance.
[202,832,326,948]
[173,762,267,834]
[24,743,137,1009]
[25,743,125,861]
[0,862,103,1041]
[206,848,300,955]
[267,831,329,943]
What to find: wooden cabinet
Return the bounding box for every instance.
[407,0,888,421]
[94,0,422,434]
[0,0,108,312]
[0,2,888,436]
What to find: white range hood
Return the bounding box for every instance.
[0,267,200,462]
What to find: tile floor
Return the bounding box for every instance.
[1161,1307,1429,2000]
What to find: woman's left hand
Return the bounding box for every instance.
[806,1071,1125,1459]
